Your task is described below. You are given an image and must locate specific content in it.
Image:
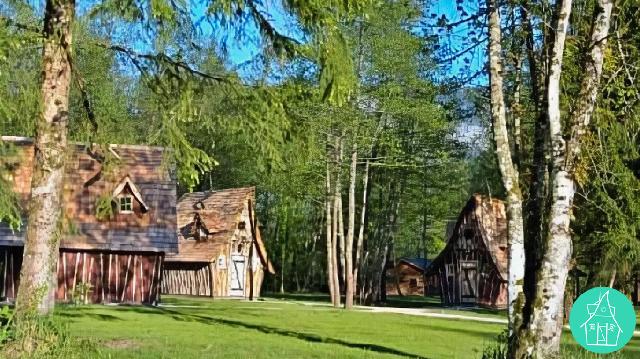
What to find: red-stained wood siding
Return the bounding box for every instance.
[0,246,163,304]
[0,247,22,301]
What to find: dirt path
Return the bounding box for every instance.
[355,306,508,324]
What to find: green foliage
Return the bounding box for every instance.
[1,314,96,359]
[481,330,507,359]
[0,142,22,231]
[0,306,14,345]
[571,0,640,290]
[95,195,115,221]
[69,282,93,306]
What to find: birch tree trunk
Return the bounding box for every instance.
[325,141,336,306]
[521,1,549,332]
[14,0,75,324]
[344,143,357,309]
[609,270,617,288]
[486,0,525,337]
[517,1,612,357]
[353,157,369,303]
[331,135,343,307]
[338,197,346,285]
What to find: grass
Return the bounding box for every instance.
[53,295,640,359]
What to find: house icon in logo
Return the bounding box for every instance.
[579,290,623,347]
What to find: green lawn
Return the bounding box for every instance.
[55,296,640,358]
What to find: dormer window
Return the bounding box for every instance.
[119,195,133,213]
[111,175,149,215]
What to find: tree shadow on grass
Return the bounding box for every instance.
[117,306,431,359]
[188,314,432,358]
[57,311,122,321]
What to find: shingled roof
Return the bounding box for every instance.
[0,136,177,253]
[167,187,274,273]
[399,258,432,272]
[428,194,508,280]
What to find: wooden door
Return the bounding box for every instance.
[229,255,246,297]
[459,260,477,305]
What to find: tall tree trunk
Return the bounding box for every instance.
[513,0,574,355]
[609,269,617,288]
[15,0,75,324]
[511,55,523,169]
[325,140,336,305]
[345,143,356,309]
[521,0,550,333]
[353,157,369,304]
[517,1,612,357]
[486,0,526,338]
[331,135,343,307]
[338,197,346,286]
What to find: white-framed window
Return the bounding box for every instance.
[119,195,133,213]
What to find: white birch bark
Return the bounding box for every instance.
[345,142,356,309]
[331,135,343,307]
[353,157,369,303]
[486,0,525,336]
[325,140,336,306]
[527,1,612,357]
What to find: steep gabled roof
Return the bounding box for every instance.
[398,258,431,272]
[167,187,274,273]
[0,136,177,253]
[426,194,508,280]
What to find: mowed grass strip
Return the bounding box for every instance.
[56,296,640,358]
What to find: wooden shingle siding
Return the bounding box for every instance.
[426,195,508,309]
[0,137,177,253]
[0,136,177,305]
[163,187,272,298]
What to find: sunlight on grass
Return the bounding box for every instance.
[56,296,640,359]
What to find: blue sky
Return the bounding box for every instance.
[195,0,486,84]
[4,0,485,84]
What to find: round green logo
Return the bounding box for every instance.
[569,287,636,354]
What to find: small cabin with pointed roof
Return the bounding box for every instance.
[386,258,431,296]
[161,187,274,298]
[0,136,177,304]
[425,195,508,309]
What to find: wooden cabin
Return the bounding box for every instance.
[425,195,508,309]
[386,258,431,296]
[161,187,274,298]
[0,136,177,304]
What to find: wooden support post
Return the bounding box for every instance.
[3,250,7,299]
[248,199,257,301]
[157,255,165,304]
[122,255,131,302]
[149,256,157,302]
[62,253,67,301]
[209,262,215,298]
[100,253,104,303]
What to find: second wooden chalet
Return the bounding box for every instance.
[161,187,274,298]
[386,258,431,296]
[425,195,508,309]
[0,136,177,304]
